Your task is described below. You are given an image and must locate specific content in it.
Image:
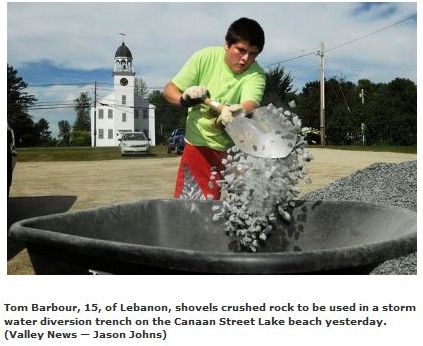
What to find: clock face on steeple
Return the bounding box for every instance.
[120,78,128,86]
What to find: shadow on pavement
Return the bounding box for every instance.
[7,195,77,260]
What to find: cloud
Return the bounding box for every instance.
[7,2,417,137]
[27,83,95,138]
[8,2,417,83]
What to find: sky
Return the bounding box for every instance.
[6,1,418,138]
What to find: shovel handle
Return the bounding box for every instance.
[203,98,224,113]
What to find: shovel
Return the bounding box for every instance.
[204,98,298,159]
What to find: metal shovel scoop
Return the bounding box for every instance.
[204,98,298,158]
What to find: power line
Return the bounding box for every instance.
[29,106,77,110]
[264,51,316,69]
[28,82,94,87]
[264,13,416,69]
[326,14,417,53]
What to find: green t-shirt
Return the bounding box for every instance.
[172,46,265,151]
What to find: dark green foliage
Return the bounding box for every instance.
[58,120,72,146]
[148,90,187,145]
[34,118,54,146]
[7,64,37,146]
[70,130,91,146]
[298,77,416,146]
[262,65,296,107]
[73,92,91,132]
[296,81,321,131]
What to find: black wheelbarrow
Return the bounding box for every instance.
[8,199,416,275]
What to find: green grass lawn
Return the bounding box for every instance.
[15,145,173,162]
[15,144,416,162]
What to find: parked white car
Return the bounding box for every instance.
[119,132,150,156]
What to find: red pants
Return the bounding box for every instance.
[174,142,226,200]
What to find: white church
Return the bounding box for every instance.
[90,39,155,147]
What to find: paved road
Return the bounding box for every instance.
[7,149,416,274]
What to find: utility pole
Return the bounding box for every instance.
[93,81,97,147]
[359,88,365,104]
[318,41,325,147]
[359,89,365,146]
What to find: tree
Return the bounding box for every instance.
[324,77,359,144]
[262,66,296,107]
[73,91,91,131]
[72,92,91,146]
[148,90,187,144]
[34,118,53,145]
[7,64,37,146]
[379,78,416,145]
[296,81,321,131]
[295,76,416,146]
[58,120,71,146]
[71,130,91,146]
[387,78,416,144]
[353,78,416,146]
[135,77,149,98]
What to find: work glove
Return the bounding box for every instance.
[180,86,209,107]
[216,104,245,126]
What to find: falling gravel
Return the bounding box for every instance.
[303,160,417,275]
[212,104,313,252]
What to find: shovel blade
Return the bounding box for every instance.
[225,106,298,159]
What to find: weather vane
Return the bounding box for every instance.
[119,33,126,43]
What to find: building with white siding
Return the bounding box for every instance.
[90,40,155,147]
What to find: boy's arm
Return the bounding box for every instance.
[241,100,259,114]
[163,81,183,106]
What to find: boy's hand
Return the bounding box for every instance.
[180,86,209,107]
[216,104,245,126]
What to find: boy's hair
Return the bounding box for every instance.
[225,17,265,53]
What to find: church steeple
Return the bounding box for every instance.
[113,34,134,75]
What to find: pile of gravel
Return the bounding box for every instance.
[303,160,417,275]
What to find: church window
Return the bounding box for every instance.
[135,109,139,119]
[122,95,126,105]
[108,129,113,139]
[143,109,148,119]
[122,113,127,122]
[108,109,113,119]
[99,109,104,119]
[98,129,104,139]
